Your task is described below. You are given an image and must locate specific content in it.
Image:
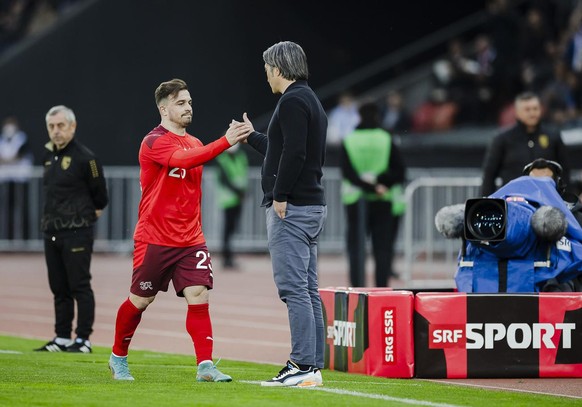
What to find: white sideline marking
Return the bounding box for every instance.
[423,379,582,400]
[240,381,466,406]
[0,350,22,354]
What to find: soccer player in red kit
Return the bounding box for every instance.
[108,78,250,381]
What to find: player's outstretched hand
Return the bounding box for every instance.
[228,112,254,144]
[225,120,251,145]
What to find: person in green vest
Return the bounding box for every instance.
[215,143,249,269]
[340,101,406,287]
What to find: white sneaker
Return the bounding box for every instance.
[261,360,321,387]
[313,368,323,386]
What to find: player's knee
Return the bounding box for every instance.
[129,293,155,310]
[183,285,208,303]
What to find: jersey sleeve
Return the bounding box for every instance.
[169,136,230,169]
[140,135,180,167]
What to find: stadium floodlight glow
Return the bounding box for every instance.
[464,198,507,242]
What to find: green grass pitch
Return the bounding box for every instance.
[0,335,576,406]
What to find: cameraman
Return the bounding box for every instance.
[523,158,582,292]
[523,158,582,226]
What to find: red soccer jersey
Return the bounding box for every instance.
[133,125,229,247]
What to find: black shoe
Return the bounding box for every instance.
[66,338,92,353]
[34,339,69,352]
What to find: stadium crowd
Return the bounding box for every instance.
[327,0,582,139]
[0,0,84,55]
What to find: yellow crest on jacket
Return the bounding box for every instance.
[61,156,71,170]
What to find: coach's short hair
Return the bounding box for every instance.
[155,79,188,106]
[263,41,309,81]
[515,91,539,103]
[45,105,76,124]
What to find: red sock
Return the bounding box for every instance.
[112,298,143,357]
[186,303,213,364]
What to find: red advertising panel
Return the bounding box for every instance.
[414,293,467,378]
[320,287,414,378]
[538,294,582,377]
[415,293,582,378]
[320,288,341,372]
[366,291,414,378]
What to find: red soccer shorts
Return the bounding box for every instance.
[131,242,214,297]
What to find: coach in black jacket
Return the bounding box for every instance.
[481,92,570,196]
[35,105,108,354]
[237,41,327,387]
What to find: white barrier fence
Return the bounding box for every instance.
[401,175,482,287]
[0,166,483,286]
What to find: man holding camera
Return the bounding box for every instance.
[523,158,582,227]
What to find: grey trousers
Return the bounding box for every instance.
[266,203,327,368]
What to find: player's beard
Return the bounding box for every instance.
[181,114,192,127]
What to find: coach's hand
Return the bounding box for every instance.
[241,112,255,133]
[274,200,287,219]
[229,112,254,144]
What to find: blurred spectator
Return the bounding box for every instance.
[433,38,481,123]
[326,91,360,148]
[519,61,540,93]
[541,59,578,126]
[0,0,84,55]
[526,0,576,41]
[380,90,412,135]
[423,1,582,130]
[565,65,582,121]
[0,116,33,239]
[470,34,498,122]
[483,0,521,101]
[25,0,57,36]
[563,3,582,75]
[484,0,520,57]
[412,88,458,132]
[519,7,554,65]
[473,34,497,79]
[0,0,35,54]
[433,35,498,123]
[518,40,558,94]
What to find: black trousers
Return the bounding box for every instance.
[222,204,242,266]
[43,228,95,339]
[345,200,400,287]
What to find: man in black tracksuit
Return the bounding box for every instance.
[481,91,570,196]
[35,105,108,353]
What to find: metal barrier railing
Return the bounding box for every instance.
[0,166,347,253]
[401,176,482,287]
[0,167,483,286]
